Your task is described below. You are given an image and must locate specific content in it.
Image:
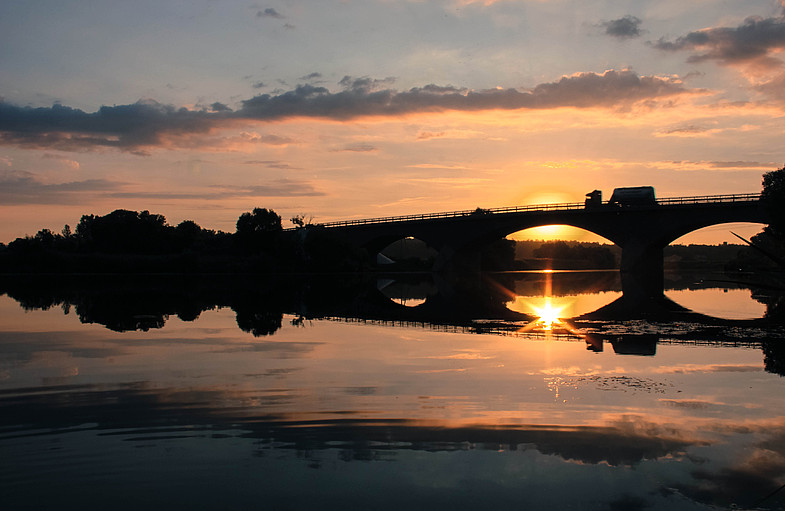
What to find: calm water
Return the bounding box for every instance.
[1,271,785,510]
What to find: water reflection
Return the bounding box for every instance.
[2,270,775,330]
[666,287,767,319]
[2,272,785,509]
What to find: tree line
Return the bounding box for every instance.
[0,208,367,273]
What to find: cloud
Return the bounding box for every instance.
[331,143,378,152]
[601,15,643,39]
[213,180,324,197]
[655,124,723,137]
[242,160,299,169]
[254,133,295,145]
[299,72,323,82]
[417,131,446,140]
[42,153,80,169]
[402,177,492,187]
[0,169,322,205]
[0,99,222,152]
[704,160,773,169]
[654,14,785,69]
[108,180,325,200]
[338,75,397,92]
[240,70,692,119]
[416,129,487,140]
[406,163,471,170]
[257,8,284,19]
[451,0,513,5]
[209,102,231,112]
[754,72,785,101]
[0,70,697,153]
[0,170,120,205]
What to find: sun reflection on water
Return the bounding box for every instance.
[513,270,573,333]
[531,298,567,330]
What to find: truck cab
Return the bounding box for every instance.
[585,190,602,208]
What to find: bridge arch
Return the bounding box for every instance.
[377,236,438,266]
[671,222,764,245]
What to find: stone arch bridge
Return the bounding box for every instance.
[319,192,767,289]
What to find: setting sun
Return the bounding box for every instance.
[509,225,611,243]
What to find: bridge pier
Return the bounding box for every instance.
[619,243,664,297]
[433,246,456,272]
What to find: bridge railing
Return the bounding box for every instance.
[315,192,761,228]
[655,192,760,206]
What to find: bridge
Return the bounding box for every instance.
[320,192,768,292]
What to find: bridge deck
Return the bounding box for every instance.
[316,193,761,228]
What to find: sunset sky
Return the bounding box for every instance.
[2,0,785,244]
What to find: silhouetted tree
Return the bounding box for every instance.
[235,309,283,336]
[75,209,172,254]
[174,220,203,250]
[762,340,785,377]
[762,165,785,238]
[176,220,201,237]
[532,241,616,269]
[34,229,56,247]
[236,208,282,236]
[236,208,282,254]
[737,166,785,271]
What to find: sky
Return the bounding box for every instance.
[2,0,785,244]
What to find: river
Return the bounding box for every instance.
[1,270,784,510]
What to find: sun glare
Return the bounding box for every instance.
[518,225,565,240]
[509,225,611,243]
[531,298,567,330]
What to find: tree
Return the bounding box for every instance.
[175,220,202,240]
[290,214,314,228]
[762,165,785,238]
[174,220,203,251]
[236,208,282,236]
[74,209,172,253]
[34,229,56,246]
[236,208,283,255]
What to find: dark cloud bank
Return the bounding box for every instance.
[0,169,322,205]
[654,13,785,67]
[0,170,118,205]
[602,15,643,39]
[257,8,283,19]
[0,70,692,153]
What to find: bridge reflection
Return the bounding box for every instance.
[1,270,781,357]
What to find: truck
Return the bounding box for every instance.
[606,186,656,207]
[585,189,602,208]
